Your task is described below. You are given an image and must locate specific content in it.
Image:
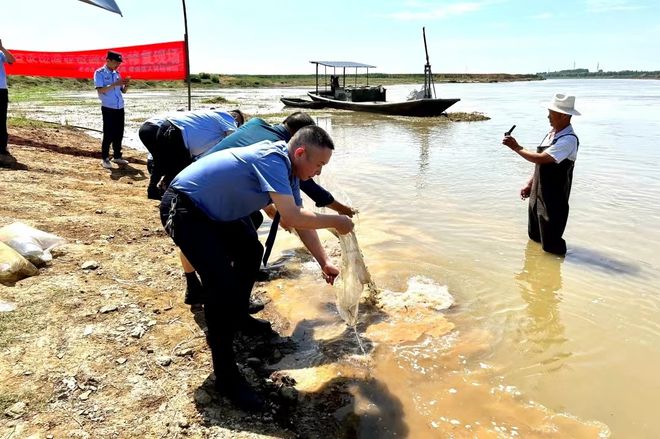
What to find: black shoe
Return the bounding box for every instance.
[215,375,264,412]
[238,315,276,336]
[147,185,162,200]
[255,269,269,281]
[0,152,16,168]
[184,285,204,305]
[247,299,265,314]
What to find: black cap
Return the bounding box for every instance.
[106,51,123,62]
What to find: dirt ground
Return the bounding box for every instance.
[0,126,354,438]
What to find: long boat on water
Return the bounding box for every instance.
[281,29,460,117]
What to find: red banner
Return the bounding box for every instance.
[5,41,186,81]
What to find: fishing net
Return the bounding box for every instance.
[336,230,374,326]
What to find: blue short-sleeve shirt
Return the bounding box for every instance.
[0,52,10,89]
[171,140,302,222]
[167,110,237,159]
[202,118,290,157]
[94,65,124,109]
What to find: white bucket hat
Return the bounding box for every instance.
[545,93,581,116]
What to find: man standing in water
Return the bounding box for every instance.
[502,93,581,255]
[160,125,353,410]
[94,51,130,169]
[0,39,16,167]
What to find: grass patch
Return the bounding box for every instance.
[8,116,59,129]
[446,111,490,121]
[200,95,235,105]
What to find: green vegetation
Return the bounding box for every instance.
[540,69,660,79]
[8,116,65,129]
[201,95,235,105]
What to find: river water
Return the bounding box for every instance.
[12,79,660,437]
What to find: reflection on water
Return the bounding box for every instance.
[517,241,569,357]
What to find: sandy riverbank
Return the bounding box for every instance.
[0,125,352,438]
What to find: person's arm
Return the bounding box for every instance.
[326,200,358,217]
[96,80,123,94]
[95,71,126,94]
[120,77,130,93]
[270,192,353,234]
[296,229,340,285]
[502,135,555,164]
[520,175,533,200]
[0,40,16,64]
[299,179,357,216]
[300,179,334,207]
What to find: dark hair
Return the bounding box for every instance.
[230,109,245,127]
[289,125,334,150]
[282,112,315,135]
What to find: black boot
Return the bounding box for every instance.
[184,272,204,305]
[206,318,264,412]
[247,299,265,314]
[215,371,265,412]
[238,315,276,337]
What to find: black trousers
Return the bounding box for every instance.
[0,88,8,154]
[159,189,263,380]
[140,120,190,192]
[101,106,125,160]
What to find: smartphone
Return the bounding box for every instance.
[505,125,516,136]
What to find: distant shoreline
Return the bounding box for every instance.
[8,73,541,94]
[9,70,659,95]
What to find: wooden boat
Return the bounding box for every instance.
[307,92,459,117]
[305,29,459,117]
[280,97,326,109]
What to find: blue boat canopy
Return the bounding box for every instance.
[310,61,377,69]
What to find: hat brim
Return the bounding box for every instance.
[544,102,581,116]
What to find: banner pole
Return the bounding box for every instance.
[182,0,191,110]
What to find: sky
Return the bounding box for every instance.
[3,0,659,74]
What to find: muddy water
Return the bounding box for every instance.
[13,79,660,437]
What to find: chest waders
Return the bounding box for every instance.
[528,133,579,255]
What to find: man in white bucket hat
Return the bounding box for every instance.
[502,93,581,255]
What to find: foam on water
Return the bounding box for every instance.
[377,275,454,312]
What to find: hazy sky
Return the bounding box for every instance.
[4,0,659,74]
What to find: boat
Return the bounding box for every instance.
[280,97,326,109]
[302,28,459,117]
[307,91,459,117]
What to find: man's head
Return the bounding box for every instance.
[283,112,315,136]
[545,93,580,131]
[105,51,123,71]
[289,125,334,181]
[230,109,245,127]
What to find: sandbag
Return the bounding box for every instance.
[0,241,38,284]
[0,222,65,266]
[336,230,373,326]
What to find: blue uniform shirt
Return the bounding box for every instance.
[201,117,335,207]
[171,140,302,222]
[94,65,124,109]
[0,52,9,89]
[167,110,237,159]
[203,118,289,157]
